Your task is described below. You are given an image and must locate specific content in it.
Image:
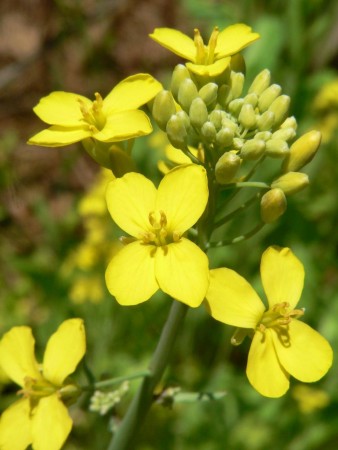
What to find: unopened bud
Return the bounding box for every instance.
[257,111,275,131]
[280,116,297,130]
[152,90,176,131]
[258,84,282,112]
[282,130,321,172]
[199,83,218,107]
[268,95,290,128]
[166,114,188,150]
[201,121,217,142]
[248,69,271,96]
[229,98,244,117]
[272,127,296,141]
[216,127,234,147]
[217,84,231,107]
[177,78,198,112]
[221,117,238,133]
[260,188,287,223]
[265,139,289,158]
[241,139,265,160]
[243,93,258,108]
[271,172,309,195]
[230,71,245,99]
[238,104,257,129]
[189,97,208,128]
[171,64,191,100]
[209,109,223,130]
[254,131,272,141]
[176,110,191,130]
[233,138,244,150]
[215,152,241,184]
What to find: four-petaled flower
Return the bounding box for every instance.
[205,246,333,398]
[0,319,86,450]
[149,24,259,77]
[105,164,209,307]
[28,74,162,147]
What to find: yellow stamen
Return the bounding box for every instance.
[194,28,206,64]
[206,26,219,64]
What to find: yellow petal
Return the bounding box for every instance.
[247,329,289,398]
[0,399,32,450]
[215,24,260,58]
[155,238,209,307]
[106,172,156,238]
[156,165,208,233]
[206,268,265,328]
[33,91,91,126]
[104,74,162,112]
[261,246,304,309]
[105,241,158,305]
[164,145,192,165]
[272,320,333,382]
[43,319,86,386]
[149,28,196,61]
[186,57,231,77]
[96,110,153,142]
[31,394,72,450]
[28,126,91,147]
[0,326,41,387]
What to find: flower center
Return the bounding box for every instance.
[18,376,57,401]
[258,302,304,332]
[78,92,107,132]
[193,27,219,65]
[139,210,181,246]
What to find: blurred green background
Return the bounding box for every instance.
[0,0,337,448]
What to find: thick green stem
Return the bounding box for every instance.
[108,300,188,450]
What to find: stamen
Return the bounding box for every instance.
[193,28,206,64]
[207,26,219,64]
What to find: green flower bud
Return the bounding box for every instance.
[282,130,321,172]
[176,110,191,130]
[201,121,217,142]
[216,127,234,147]
[178,78,198,112]
[189,97,208,128]
[221,117,238,133]
[271,172,309,195]
[209,110,223,130]
[258,84,282,112]
[260,188,287,223]
[152,90,176,131]
[241,139,266,160]
[272,127,296,141]
[280,116,297,130]
[215,151,241,184]
[199,83,218,107]
[268,95,291,128]
[238,104,257,129]
[217,84,231,107]
[243,93,258,108]
[248,69,271,96]
[171,64,191,100]
[166,114,188,150]
[265,139,289,157]
[254,131,272,141]
[257,111,275,131]
[230,71,245,99]
[229,98,244,117]
[233,138,244,150]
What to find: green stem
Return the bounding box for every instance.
[207,222,265,248]
[81,371,151,391]
[214,192,262,229]
[222,181,270,190]
[108,300,188,450]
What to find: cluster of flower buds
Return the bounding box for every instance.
[152,64,321,224]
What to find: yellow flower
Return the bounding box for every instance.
[105,164,209,307]
[149,24,259,77]
[0,319,86,450]
[28,74,162,147]
[292,384,330,414]
[205,246,333,398]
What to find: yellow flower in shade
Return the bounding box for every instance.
[0,319,86,450]
[205,247,333,398]
[28,74,162,147]
[105,164,209,307]
[149,24,259,77]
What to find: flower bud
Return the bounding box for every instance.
[216,127,234,147]
[243,93,258,108]
[199,83,218,107]
[152,90,176,131]
[268,95,291,128]
[265,139,289,158]
[189,97,208,128]
[272,127,296,141]
[221,117,238,133]
[254,131,272,141]
[258,84,282,112]
[201,121,217,142]
[238,104,257,129]
[233,138,244,150]
[215,152,241,184]
[217,84,231,107]
[248,69,271,96]
[257,111,275,131]
[166,114,188,150]
[260,188,287,223]
[280,116,297,130]
[171,64,191,100]
[282,130,321,172]
[209,109,223,130]
[241,139,265,160]
[229,98,244,117]
[177,78,198,112]
[271,172,309,195]
[176,110,191,130]
[230,71,245,99]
